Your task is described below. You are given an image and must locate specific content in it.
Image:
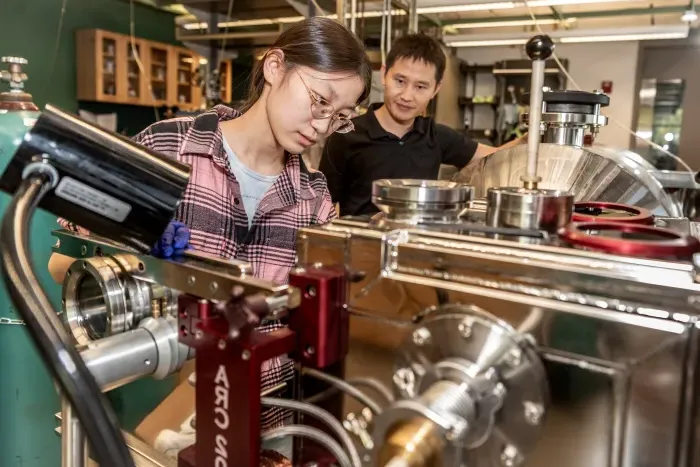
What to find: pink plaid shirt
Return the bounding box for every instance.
[59,105,336,429]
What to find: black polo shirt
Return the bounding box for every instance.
[319,104,479,216]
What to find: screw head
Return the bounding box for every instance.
[500,444,521,467]
[524,401,544,426]
[393,367,416,397]
[505,348,523,368]
[412,327,431,346]
[241,350,251,360]
[458,319,473,338]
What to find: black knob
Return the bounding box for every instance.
[526,35,555,61]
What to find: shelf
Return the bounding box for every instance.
[76,29,203,110]
[459,96,498,108]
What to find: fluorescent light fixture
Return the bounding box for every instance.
[445,25,690,47]
[682,9,699,23]
[418,2,516,14]
[560,31,688,43]
[449,38,527,47]
[451,18,576,29]
[493,68,561,73]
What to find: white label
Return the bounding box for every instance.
[213,364,230,467]
[55,176,132,222]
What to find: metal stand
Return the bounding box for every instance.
[61,396,87,467]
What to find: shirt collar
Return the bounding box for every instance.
[178,105,316,205]
[365,102,429,139]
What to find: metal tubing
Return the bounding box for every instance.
[350,0,357,33]
[81,327,161,392]
[301,367,382,415]
[387,0,393,53]
[409,0,418,33]
[609,372,632,467]
[527,60,545,181]
[61,397,87,467]
[0,174,134,467]
[336,0,347,27]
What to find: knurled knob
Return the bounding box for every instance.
[1,57,28,65]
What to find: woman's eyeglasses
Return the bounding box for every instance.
[296,70,355,134]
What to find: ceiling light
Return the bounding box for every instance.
[418,2,517,14]
[525,0,637,6]
[183,22,207,30]
[445,25,689,47]
[559,31,688,43]
[448,39,528,47]
[450,18,576,29]
[218,16,304,28]
[682,9,699,23]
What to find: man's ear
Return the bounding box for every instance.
[380,64,387,87]
[262,49,286,86]
[432,80,443,99]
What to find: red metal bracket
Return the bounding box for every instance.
[288,265,348,370]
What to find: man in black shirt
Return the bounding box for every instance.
[319,34,523,216]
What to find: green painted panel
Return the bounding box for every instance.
[0,2,184,465]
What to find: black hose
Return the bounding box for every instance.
[0,175,134,467]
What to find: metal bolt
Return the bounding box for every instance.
[493,382,507,398]
[218,339,226,350]
[393,367,416,397]
[458,319,473,338]
[210,281,218,292]
[241,350,251,360]
[306,286,317,298]
[505,348,522,368]
[412,327,431,346]
[524,401,544,426]
[306,346,316,355]
[80,245,87,255]
[500,444,521,467]
[195,330,203,340]
[187,276,196,286]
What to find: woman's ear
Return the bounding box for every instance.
[262,49,286,87]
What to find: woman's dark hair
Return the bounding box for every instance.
[240,17,372,112]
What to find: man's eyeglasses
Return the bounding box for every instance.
[296,70,355,134]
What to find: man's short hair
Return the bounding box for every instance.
[385,34,446,84]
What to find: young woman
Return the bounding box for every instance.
[49,16,372,460]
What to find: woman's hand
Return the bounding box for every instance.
[150,221,191,258]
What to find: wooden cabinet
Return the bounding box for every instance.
[219,60,232,103]
[76,29,203,110]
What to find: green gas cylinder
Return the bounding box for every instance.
[0,57,175,466]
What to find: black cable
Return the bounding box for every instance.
[0,175,135,467]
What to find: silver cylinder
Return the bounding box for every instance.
[63,254,179,345]
[372,179,473,225]
[486,187,573,233]
[80,317,193,392]
[525,60,545,182]
[542,125,586,148]
[61,397,87,467]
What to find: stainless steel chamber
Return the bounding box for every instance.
[297,201,700,467]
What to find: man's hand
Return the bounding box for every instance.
[150,221,191,258]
